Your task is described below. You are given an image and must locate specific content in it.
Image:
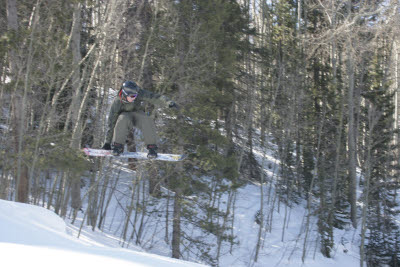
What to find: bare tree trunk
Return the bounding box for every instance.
[68,2,84,216]
[122,176,136,244]
[346,0,358,229]
[347,43,358,228]
[394,39,400,201]
[47,172,60,210]
[254,160,265,262]
[172,187,182,259]
[171,110,184,259]
[148,164,161,196]
[64,2,83,132]
[302,101,326,262]
[54,172,65,215]
[6,0,18,72]
[216,189,234,262]
[165,184,171,244]
[61,178,72,218]
[8,0,41,203]
[136,181,147,244]
[7,0,22,201]
[98,170,119,230]
[359,104,380,267]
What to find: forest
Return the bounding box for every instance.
[1,0,399,266]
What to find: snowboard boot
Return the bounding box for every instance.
[147,144,158,159]
[112,142,124,156]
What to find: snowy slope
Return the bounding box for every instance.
[0,199,207,267]
[63,137,361,267]
[215,133,362,267]
[219,184,361,267]
[0,126,363,267]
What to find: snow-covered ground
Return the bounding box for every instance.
[216,134,361,267]
[219,184,360,267]
[0,199,207,267]
[0,182,361,267]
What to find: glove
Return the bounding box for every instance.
[168,101,179,109]
[102,143,111,150]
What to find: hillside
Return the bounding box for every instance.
[0,199,207,267]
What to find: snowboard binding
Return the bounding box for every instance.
[147,144,158,159]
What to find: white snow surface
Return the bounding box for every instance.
[0,184,361,267]
[0,199,207,267]
[218,185,361,267]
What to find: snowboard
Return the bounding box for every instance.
[83,148,186,162]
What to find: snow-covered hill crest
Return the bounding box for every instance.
[0,199,207,267]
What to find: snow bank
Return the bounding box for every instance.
[0,199,207,267]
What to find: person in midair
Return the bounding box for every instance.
[102,81,177,158]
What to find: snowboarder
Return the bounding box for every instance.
[102,81,177,158]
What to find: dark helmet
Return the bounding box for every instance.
[120,80,139,97]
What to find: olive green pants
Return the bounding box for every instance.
[112,112,158,145]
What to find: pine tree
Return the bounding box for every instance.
[361,43,400,267]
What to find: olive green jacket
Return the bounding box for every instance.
[105,88,171,144]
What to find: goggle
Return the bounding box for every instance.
[127,93,138,99]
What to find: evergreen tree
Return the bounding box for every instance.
[361,44,400,267]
